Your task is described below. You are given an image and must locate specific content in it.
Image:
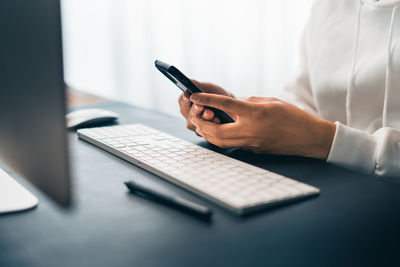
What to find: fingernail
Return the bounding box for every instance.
[194,104,201,111]
[191,118,197,126]
[190,94,199,102]
[204,109,212,118]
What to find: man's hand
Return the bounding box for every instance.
[190,94,336,160]
[178,80,233,132]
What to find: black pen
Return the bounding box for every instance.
[124,181,212,220]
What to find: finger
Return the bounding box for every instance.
[196,129,247,149]
[191,117,239,139]
[186,121,196,132]
[189,104,205,119]
[202,108,215,121]
[212,117,220,124]
[183,90,191,100]
[179,95,191,118]
[190,93,249,115]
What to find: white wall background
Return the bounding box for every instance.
[61,0,312,117]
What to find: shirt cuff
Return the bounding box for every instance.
[327,121,378,175]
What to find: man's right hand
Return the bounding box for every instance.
[178,80,233,133]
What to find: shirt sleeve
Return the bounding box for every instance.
[281,24,319,118]
[282,24,400,177]
[327,122,400,177]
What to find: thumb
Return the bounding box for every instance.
[190,93,248,115]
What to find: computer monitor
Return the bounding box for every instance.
[0,0,71,212]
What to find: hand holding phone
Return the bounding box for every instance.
[155,60,235,124]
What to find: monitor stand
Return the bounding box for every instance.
[0,167,39,214]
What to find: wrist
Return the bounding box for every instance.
[306,119,336,160]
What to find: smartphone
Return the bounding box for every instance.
[155,60,235,124]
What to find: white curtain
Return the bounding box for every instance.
[61,0,312,117]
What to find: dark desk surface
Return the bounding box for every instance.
[1,102,400,267]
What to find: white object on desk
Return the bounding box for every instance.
[78,124,320,215]
[0,168,38,214]
[66,108,119,129]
